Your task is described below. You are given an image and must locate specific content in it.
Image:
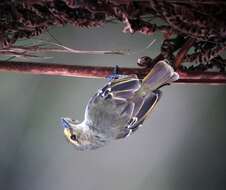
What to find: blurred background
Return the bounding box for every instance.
[0,23,226,190]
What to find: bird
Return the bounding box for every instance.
[60,59,179,151]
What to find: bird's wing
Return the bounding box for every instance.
[103,74,141,96]
[128,90,161,132]
[84,75,162,139]
[85,74,141,115]
[84,75,142,137]
[115,90,161,139]
[85,74,140,107]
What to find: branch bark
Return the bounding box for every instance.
[0,61,225,84]
[175,38,196,68]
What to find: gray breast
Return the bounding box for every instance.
[85,97,132,138]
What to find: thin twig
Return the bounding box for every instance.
[0,46,127,55]
[0,60,225,84]
[0,39,156,58]
[175,38,196,68]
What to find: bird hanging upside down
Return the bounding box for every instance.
[60,60,179,150]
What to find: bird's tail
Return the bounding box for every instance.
[142,60,179,90]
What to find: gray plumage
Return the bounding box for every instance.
[61,60,179,151]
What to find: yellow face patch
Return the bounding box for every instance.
[64,128,80,146]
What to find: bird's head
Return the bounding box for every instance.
[60,117,106,151]
[60,117,82,147]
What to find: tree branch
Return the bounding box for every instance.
[175,38,196,68]
[0,61,225,84]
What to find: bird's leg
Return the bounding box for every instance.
[106,65,126,81]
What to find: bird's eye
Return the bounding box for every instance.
[70,134,77,141]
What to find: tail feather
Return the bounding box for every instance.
[142,60,179,90]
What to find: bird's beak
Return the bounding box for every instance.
[60,117,71,129]
[60,117,81,146]
[61,118,74,141]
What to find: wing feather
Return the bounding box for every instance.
[128,90,162,132]
[84,75,140,134]
[84,75,160,139]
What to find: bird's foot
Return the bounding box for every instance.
[106,65,125,81]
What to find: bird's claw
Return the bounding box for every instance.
[106,65,125,81]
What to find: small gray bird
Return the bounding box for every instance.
[60,60,179,150]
